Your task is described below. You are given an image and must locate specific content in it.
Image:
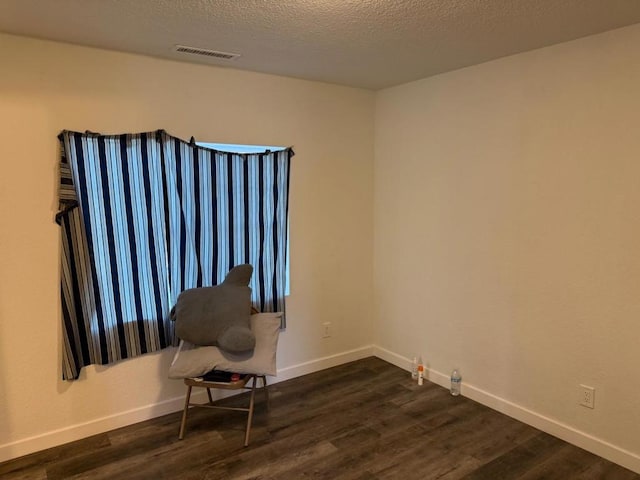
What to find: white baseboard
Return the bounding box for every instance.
[372,345,413,372]
[372,345,640,474]
[0,344,374,464]
[0,390,203,463]
[276,345,374,382]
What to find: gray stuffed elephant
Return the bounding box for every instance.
[173,264,256,353]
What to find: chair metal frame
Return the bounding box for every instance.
[178,374,268,446]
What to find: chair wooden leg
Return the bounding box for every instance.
[243,376,257,447]
[178,385,193,440]
[260,375,269,407]
[179,375,266,445]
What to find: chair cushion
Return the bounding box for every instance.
[169,312,282,378]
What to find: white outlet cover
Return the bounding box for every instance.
[579,384,595,409]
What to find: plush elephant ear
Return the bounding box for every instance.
[223,264,253,286]
[174,264,255,351]
[218,325,256,353]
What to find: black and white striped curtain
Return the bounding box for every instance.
[57,130,292,380]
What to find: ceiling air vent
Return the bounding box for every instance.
[174,45,240,60]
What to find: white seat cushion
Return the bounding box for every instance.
[169,312,282,378]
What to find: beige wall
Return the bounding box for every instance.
[375,23,640,465]
[0,33,374,458]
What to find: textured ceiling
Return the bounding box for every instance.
[2,0,640,90]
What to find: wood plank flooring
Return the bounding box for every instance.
[1,357,638,479]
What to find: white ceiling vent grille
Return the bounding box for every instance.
[174,45,240,60]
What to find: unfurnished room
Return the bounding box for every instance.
[0,1,639,478]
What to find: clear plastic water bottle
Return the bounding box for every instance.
[450,369,461,396]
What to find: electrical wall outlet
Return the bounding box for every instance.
[322,322,331,338]
[580,384,595,409]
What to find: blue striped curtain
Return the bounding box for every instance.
[57,130,292,380]
[163,134,292,314]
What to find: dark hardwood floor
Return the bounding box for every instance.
[1,357,638,479]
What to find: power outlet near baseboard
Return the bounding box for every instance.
[580,384,595,409]
[322,322,331,338]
